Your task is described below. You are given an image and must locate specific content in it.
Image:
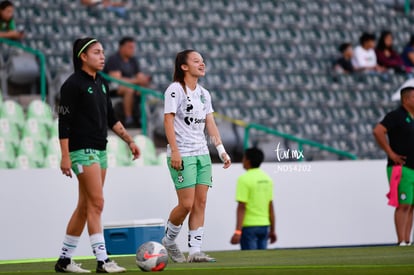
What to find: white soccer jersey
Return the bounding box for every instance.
[164,82,214,156]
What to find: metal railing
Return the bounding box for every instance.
[244,123,357,160]
[98,72,164,136]
[0,37,46,101]
[97,73,357,160]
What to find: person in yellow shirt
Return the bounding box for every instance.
[230,147,277,250]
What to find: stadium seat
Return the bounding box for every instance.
[26,99,53,130]
[0,118,20,149]
[132,134,158,166]
[0,137,15,169]
[45,137,60,156]
[43,152,60,169]
[156,151,167,166]
[14,154,40,169]
[17,137,45,168]
[0,100,25,130]
[21,118,49,148]
[49,118,59,139]
[106,135,132,167]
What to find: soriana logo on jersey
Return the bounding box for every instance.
[184,117,206,126]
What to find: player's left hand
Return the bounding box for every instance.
[129,142,140,160]
[222,153,231,169]
[269,232,277,244]
[230,233,241,245]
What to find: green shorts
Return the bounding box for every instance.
[167,154,212,190]
[387,166,414,205]
[70,148,107,175]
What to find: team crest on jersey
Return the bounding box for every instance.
[102,84,107,94]
[200,94,206,104]
[186,104,194,113]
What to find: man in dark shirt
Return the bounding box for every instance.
[373,86,414,246]
[104,36,151,128]
[333,42,354,73]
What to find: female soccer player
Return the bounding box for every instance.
[55,37,140,273]
[162,49,231,263]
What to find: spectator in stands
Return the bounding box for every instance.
[352,32,386,73]
[0,0,23,40]
[401,35,414,70]
[55,37,140,273]
[104,36,151,128]
[333,42,355,74]
[80,0,128,18]
[230,147,277,250]
[373,85,414,246]
[375,30,408,74]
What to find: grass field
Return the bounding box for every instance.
[1,246,413,275]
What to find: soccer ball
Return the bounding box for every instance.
[136,241,168,272]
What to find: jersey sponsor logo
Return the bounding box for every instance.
[186,104,194,113]
[184,116,206,126]
[87,87,93,94]
[171,92,175,98]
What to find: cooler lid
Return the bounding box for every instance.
[103,218,165,229]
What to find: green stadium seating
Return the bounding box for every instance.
[49,118,59,139]
[14,154,39,169]
[17,137,45,168]
[106,135,132,167]
[132,134,158,166]
[0,100,25,130]
[8,0,413,161]
[21,118,49,148]
[0,118,20,149]
[45,137,60,155]
[43,152,60,169]
[26,99,53,131]
[0,137,16,168]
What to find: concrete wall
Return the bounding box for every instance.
[0,160,398,260]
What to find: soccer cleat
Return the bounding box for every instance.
[162,237,186,263]
[96,260,126,273]
[55,258,91,273]
[187,252,216,263]
[398,242,409,246]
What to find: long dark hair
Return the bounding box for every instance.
[173,49,196,93]
[376,30,393,52]
[72,37,99,71]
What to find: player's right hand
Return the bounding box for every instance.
[389,151,406,165]
[170,151,182,171]
[60,155,72,178]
